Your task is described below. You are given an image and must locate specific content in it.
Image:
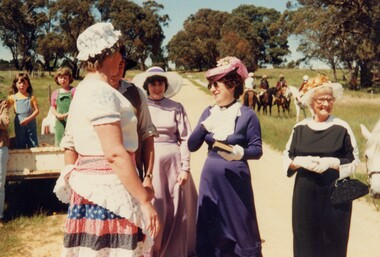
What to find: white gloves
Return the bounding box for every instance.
[293,156,340,174]
[293,156,319,170]
[312,157,340,173]
[217,144,244,161]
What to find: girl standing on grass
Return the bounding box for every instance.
[51,67,76,146]
[7,73,39,148]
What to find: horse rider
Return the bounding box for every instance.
[274,74,288,104]
[241,72,257,108]
[276,74,288,93]
[296,75,309,104]
[299,75,309,93]
[259,74,269,96]
[244,72,255,90]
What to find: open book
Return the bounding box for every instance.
[213,141,233,153]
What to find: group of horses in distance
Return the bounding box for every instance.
[241,85,310,121]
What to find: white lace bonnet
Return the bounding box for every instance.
[77,22,121,61]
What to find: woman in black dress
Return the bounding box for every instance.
[283,75,360,257]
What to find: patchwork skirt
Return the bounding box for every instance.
[60,155,153,257]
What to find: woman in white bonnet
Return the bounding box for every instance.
[284,75,359,257]
[55,22,159,257]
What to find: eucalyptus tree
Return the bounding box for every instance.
[49,0,95,78]
[168,29,217,71]
[167,9,230,70]
[36,4,66,71]
[231,5,290,68]
[288,0,380,87]
[0,0,48,71]
[140,1,169,68]
[218,16,258,71]
[167,6,289,71]
[37,32,67,71]
[97,0,168,69]
[289,6,343,80]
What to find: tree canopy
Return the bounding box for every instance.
[0,1,379,87]
[167,5,289,71]
[0,0,48,71]
[287,0,380,87]
[0,0,169,77]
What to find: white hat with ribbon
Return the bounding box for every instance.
[132,66,183,98]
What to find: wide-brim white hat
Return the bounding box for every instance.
[302,82,344,105]
[132,66,183,98]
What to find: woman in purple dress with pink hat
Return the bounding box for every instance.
[188,56,263,257]
[133,67,198,257]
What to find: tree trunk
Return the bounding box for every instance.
[52,56,59,71]
[329,59,338,81]
[359,61,373,88]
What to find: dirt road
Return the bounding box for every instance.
[174,78,380,257]
[30,78,380,257]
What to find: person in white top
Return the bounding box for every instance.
[244,72,254,89]
[54,22,159,257]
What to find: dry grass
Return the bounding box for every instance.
[0,213,65,257]
[0,68,379,256]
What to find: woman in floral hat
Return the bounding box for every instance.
[55,22,159,257]
[188,56,263,257]
[283,75,359,257]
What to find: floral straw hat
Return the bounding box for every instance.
[205,56,248,83]
[132,66,183,98]
[301,75,344,105]
[77,22,121,61]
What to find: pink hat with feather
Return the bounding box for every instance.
[205,56,248,83]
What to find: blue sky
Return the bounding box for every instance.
[1,1,324,67]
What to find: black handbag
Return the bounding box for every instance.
[330,177,369,205]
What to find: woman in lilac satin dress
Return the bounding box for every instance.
[188,57,263,257]
[133,67,198,257]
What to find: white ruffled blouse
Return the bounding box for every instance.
[62,77,138,155]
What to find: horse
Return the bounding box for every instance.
[287,85,313,122]
[257,87,275,115]
[273,86,291,117]
[360,119,380,199]
[241,89,258,111]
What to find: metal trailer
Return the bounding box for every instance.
[6,146,64,181]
